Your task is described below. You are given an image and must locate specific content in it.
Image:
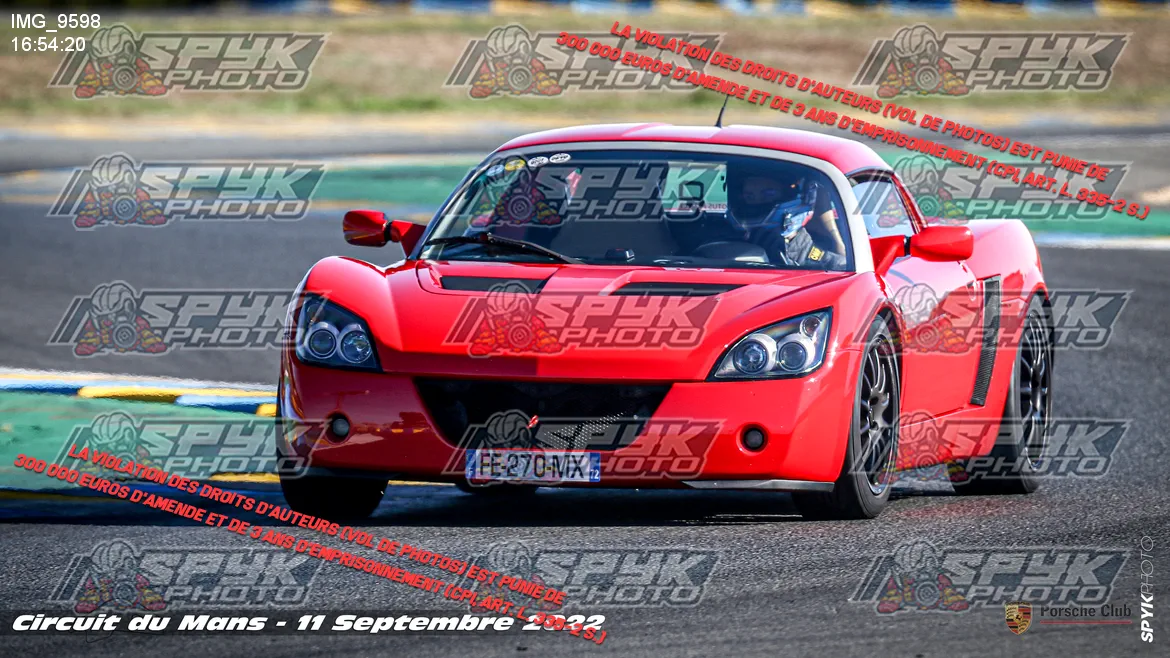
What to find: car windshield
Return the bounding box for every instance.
[420,149,853,271]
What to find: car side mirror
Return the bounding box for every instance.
[908,225,973,262]
[344,210,426,254]
[387,219,425,254]
[869,235,907,276]
[344,210,389,247]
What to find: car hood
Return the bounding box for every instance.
[304,257,853,381]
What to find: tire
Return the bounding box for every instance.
[794,317,900,520]
[280,474,386,521]
[273,401,386,521]
[950,295,1053,495]
[455,479,538,496]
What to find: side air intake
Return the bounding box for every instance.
[970,277,1001,406]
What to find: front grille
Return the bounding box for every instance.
[415,379,670,451]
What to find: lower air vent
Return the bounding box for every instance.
[415,379,670,450]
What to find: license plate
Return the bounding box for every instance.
[465,450,601,483]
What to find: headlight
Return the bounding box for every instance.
[295,295,380,371]
[711,309,831,379]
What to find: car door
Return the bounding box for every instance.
[852,172,983,421]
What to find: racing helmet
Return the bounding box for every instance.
[728,161,797,224]
[727,161,819,236]
[89,411,139,453]
[90,25,138,63]
[89,154,137,191]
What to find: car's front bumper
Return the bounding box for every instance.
[278,349,862,489]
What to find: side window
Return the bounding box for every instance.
[852,178,914,239]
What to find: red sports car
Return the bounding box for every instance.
[276,123,1054,520]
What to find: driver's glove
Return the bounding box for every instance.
[757,227,844,268]
[752,224,794,265]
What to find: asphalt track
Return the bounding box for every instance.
[0,131,1167,657]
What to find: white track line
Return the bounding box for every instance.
[0,367,272,391]
[1034,234,1170,250]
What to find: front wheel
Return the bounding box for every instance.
[280,474,386,521]
[274,400,386,521]
[794,318,900,520]
[950,296,1053,495]
[455,479,538,496]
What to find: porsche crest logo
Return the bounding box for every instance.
[1005,601,1032,635]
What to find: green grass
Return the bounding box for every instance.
[319,163,473,207]
[0,392,258,490]
[2,10,1168,119]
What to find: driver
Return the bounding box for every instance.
[729,165,848,269]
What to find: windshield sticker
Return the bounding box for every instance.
[527,156,550,169]
[549,153,571,164]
